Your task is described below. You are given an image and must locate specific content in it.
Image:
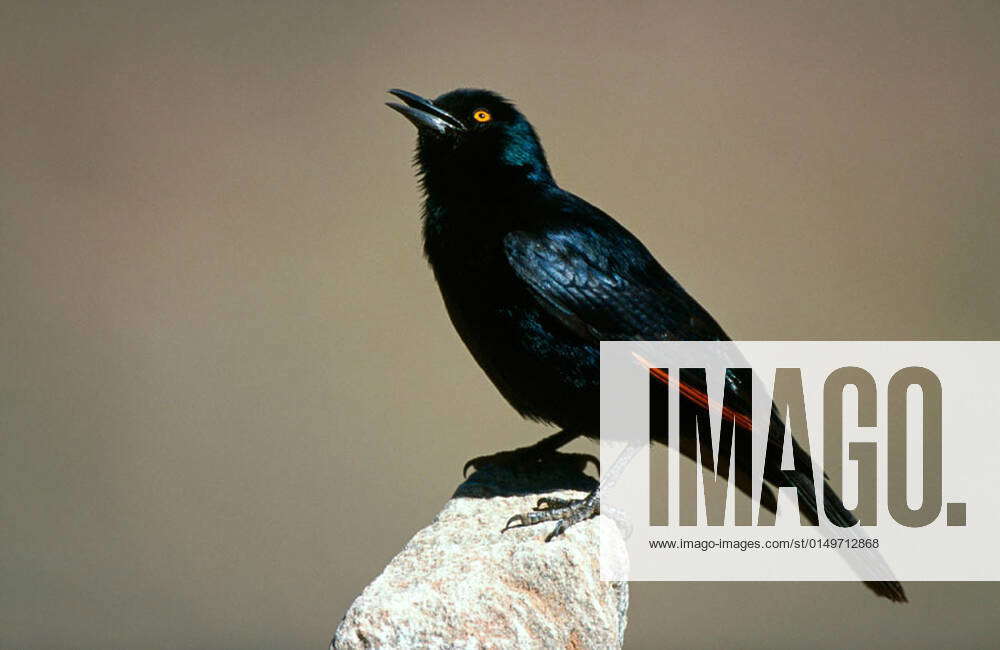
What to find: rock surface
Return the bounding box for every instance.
[332,457,628,649]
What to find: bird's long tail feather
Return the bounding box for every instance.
[775,448,908,603]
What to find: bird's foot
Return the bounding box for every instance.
[502,489,600,542]
[463,446,598,478]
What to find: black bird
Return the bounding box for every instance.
[386,88,906,602]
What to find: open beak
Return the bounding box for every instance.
[386,89,465,135]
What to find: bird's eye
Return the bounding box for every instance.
[473,109,492,123]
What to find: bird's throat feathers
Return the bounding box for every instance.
[415,120,553,202]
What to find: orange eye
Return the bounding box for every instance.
[473,109,492,123]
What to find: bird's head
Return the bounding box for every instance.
[387,88,552,191]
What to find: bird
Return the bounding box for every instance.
[386,87,906,602]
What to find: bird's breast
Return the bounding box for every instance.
[425,236,599,429]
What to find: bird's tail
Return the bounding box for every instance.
[773,444,908,603]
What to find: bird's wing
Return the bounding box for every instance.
[503,222,751,418]
[503,226,727,344]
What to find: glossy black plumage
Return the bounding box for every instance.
[389,88,905,602]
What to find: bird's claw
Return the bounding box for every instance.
[502,513,527,532]
[500,490,600,541]
[534,496,574,510]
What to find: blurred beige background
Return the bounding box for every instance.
[2,1,998,648]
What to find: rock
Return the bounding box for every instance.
[332,456,629,649]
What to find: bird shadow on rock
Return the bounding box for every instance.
[453,451,598,499]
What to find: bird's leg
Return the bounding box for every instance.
[500,441,643,541]
[503,488,601,542]
[462,429,598,477]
